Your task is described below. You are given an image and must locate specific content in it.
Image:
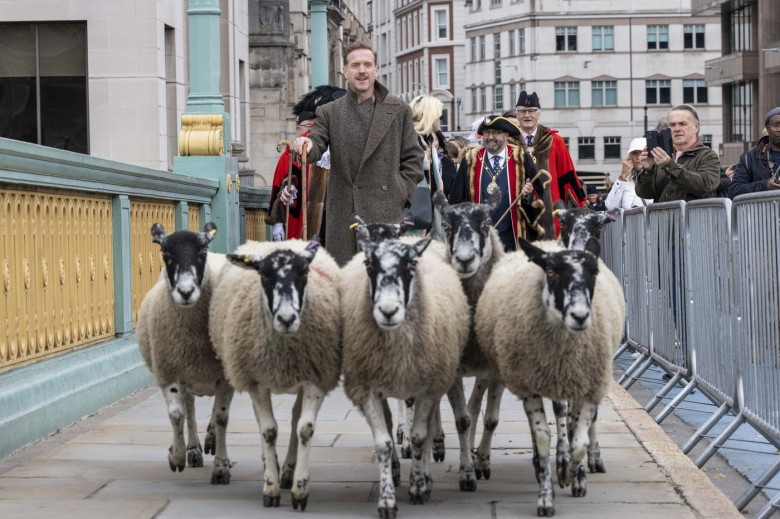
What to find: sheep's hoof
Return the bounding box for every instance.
[263,494,281,507]
[571,466,587,497]
[432,436,445,462]
[292,495,308,511]
[392,458,401,487]
[459,476,477,492]
[187,447,203,468]
[210,468,231,485]
[588,454,606,473]
[378,504,398,519]
[556,459,570,488]
[167,448,185,472]
[281,465,295,489]
[537,505,556,517]
[396,426,404,445]
[204,432,216,455]
[400,445,412,459]
[474,467,482,480]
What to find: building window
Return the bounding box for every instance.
[494,85,503,110]
[646,80,671,104]
[435,57,449,88]
[683,79,708,104]
[578,137,595,160]
[435,9,448,40]
[509,30,515,56]
[684,24,705,49]
[479,35,486,60]
[556,26,577,52]
[701,134,712,149]
[554,81,580,107]
[494,60,502,85]
[647,25,669,50]
[562,136,570,147]
[470,37,476,62]
[0,22,88,153]
[592,81,617,106]
[729,3,752,53]
[604,137,621,159]
[494,33,501,59]
[471,89,478,113]
[480,87,487,112]
[440,108,449,132]
[592,26,614,51]
[730,81,753,142]
[491,0,501,5]
[510,84,517,107]
[519,28,525,54]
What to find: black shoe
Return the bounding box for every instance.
[661,373,672,381]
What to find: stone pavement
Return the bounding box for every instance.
[0,378,743,519]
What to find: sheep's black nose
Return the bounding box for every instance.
[277,314,297,329]
[455,253,475,267]
[380,307,399,320]
[570,310,590,325]
[178,287,194,300]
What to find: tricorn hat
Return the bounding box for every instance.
[296,111,316,125]
[477,115,521,137]
[516,91,541,109]
[292,85,347,121]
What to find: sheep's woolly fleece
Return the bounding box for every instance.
[340,241,469,406]
[137,252,227,394]
[209,240,342,394]
[476,241,625,402]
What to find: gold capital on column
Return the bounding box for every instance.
[179,114,225,156]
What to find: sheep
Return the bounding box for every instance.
[341,231,469,518]
[431,189,507,490]
[475,236,625,516]
[136,222,235,485]
[209,238,341,511]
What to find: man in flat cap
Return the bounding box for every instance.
[516,91,586,235]
[450,115,552,251]
[728,106,780,198]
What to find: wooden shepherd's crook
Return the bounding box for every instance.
[301,142,309,240]
[277,140,294,239]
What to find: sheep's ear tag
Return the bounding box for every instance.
[402,220,414,227]
[349,222,360,231]
[243,255,250,263]
[305,241,318,251]
[208,229,217,237]
[552,209,561,218]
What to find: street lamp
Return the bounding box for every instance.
[456,98,461,131]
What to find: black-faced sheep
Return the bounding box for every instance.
[341,232,469,518]
[475,237,625,516]
[136,222,235,485]
[209,239,341,511]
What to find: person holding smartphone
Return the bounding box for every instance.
[728,107,780,198]
[635,104,720,202]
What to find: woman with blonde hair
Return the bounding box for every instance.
[409,95,446,239]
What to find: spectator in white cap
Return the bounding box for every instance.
[605,137,650,210]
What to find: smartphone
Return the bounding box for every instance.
[645,130,660,153]
[646,128,673,155]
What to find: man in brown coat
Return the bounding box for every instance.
[292,42,423,265]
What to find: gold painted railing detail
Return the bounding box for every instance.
[178,114,224,156]
[244,209,267,242]
[130,200,175,324]
[0,188,114,370]
[188,204,201,231]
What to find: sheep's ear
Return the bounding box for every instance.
[432,191,447,213]
[584,237,601,258]
[486,186,502,213]
[151,223,166,244]
[227,253,264,270]
[198,222,217,246]
[552,199,565,212]
[412,234,433,257]
[601,211,617,224]
[299,241,320,264]
[517,237,547,269]
[349,214,366,229]
[355,226,371,247]
[399,215,415,236]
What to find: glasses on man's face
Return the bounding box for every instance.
[297,123,314,130]
[516,108,540,116]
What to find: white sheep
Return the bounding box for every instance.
[475,237,625,516]
[341,232,469,518]
[209,238,341,511]
[136,222,235,485]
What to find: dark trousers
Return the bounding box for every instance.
[498,227,517,252]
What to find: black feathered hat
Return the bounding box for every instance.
[477,115,521,137]
[292,85,347,122]
[516,91,541,109]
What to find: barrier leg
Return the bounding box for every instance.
[622,357,654,390]
[644,371,684,414]
[654,379,698,424]
[618,354,647,385]
[734,455,780,512]
[754,487,780,519]
[613,340,631,361]
[694,411,745,468]
[681,401,731,454]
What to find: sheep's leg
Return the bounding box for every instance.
[467,377,488,451]
[408,395,435,505]
[281,389,303,490]
[446,378,476,491]
[183,390,203,468]
[432,405,445,462]
[290,384,325,511]
[362,393,397,519]
[162,383,187,472]
[474,377,504,481]
[248,386,281,507]
[552,399,571,488]
[210,380,234,485]
[524,395,555,517]
[382,398,401,487]
[204,417,216,455]
[400,398,414,459]
[567,399,595,498]
[587,404,605,473]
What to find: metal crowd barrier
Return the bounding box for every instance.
[603,192,780,517]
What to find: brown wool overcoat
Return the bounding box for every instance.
[305,81,424,266]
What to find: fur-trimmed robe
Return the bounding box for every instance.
[450,144,552,242]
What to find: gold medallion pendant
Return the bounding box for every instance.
[487,181,498,195]
[527,146,534,155]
